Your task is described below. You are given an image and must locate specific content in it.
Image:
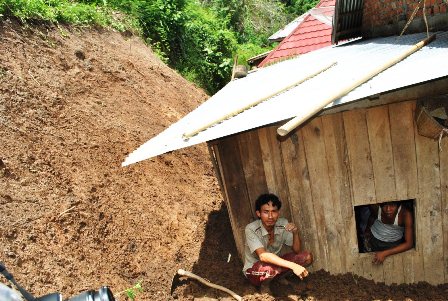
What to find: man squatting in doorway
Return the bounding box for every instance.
[243,193,313,286]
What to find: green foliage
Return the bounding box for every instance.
[202,0,289,45]
[1,0,57,22]
[116,281,143,301]
[105,0,237,94]
[236,42,273,66]
[0,0,136,30]
[178,2,236,94]
[281,0,319,16]
[202,0,245,34]
[134,0,187,63]
[125,281,143,301]
[57,2,105,25]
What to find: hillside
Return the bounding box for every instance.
[0,17,241,300]
[1,18,447,301]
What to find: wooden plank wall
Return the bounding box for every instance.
[441,133,448,283]
[213,135,255,257]
[214,99,447,285]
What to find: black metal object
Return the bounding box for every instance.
[0,262,36,301]
[332,0,364,44]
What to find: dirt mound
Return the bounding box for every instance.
[0,17,227,300]
[0,18,447,301]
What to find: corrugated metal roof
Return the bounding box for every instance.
[268,0,335,42]
[268,14,308,42]
[247,50,271,65]
[123,32,448,166]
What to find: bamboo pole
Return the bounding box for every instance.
[277,34,436,137]
[177,269,242,301]
[182,61,337,140]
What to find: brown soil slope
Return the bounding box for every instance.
[1,19,447,301]
[0,18,230,300]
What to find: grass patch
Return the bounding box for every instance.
[0,0,139,33]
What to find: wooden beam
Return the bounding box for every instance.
[280,131,325,270]
[366,105,397,202]
[215,136,254,258]
[237,130,269,217]
[440,129,448,283]
[389,101,418,200]
[257,126,292,221]
[302,117,343,273]
[343,109,376,205]
[415,116,444,284]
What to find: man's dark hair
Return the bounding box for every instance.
[255,193,282,212]
[380,201,400,207]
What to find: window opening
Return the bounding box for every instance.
[354,199,415,253]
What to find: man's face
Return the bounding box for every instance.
[256,201,279,228]
[381,202,399,218]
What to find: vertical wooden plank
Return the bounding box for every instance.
[389,100,419,284]
[383,257,400,285]
[321,113,352,275]
[280,130,324,271]
[409,102,425,283]
[301,117,342,274]
[257,126,292,221]
[389,101,418,200]
[384,254,404,285]
[361,259,385,283]
[237,130,269,216]
[440,131,448,283]
[208,143,227,204]
[365,105,401,283]
[415,115,444,285]
[410,203,425,283]
[366,105,397,201]
[343,108,382,280]
[211,143,240,257]
[375,252,408,285]
[216,136,255,258]
[343,109,376,205]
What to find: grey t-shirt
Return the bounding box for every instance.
[242,217,293,273]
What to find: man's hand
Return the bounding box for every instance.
[292,264,308,280]
[372,251,387,264]
[284,223,298,234]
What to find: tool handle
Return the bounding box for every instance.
[177,269,242,301]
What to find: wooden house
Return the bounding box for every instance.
[124,1,448,286]
[208,83,448,286]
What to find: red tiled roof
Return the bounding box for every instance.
[318,0,335,6]
[259,0,334,67]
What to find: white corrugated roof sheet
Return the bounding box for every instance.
[123,32,448,166]
[268,13,307,41]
